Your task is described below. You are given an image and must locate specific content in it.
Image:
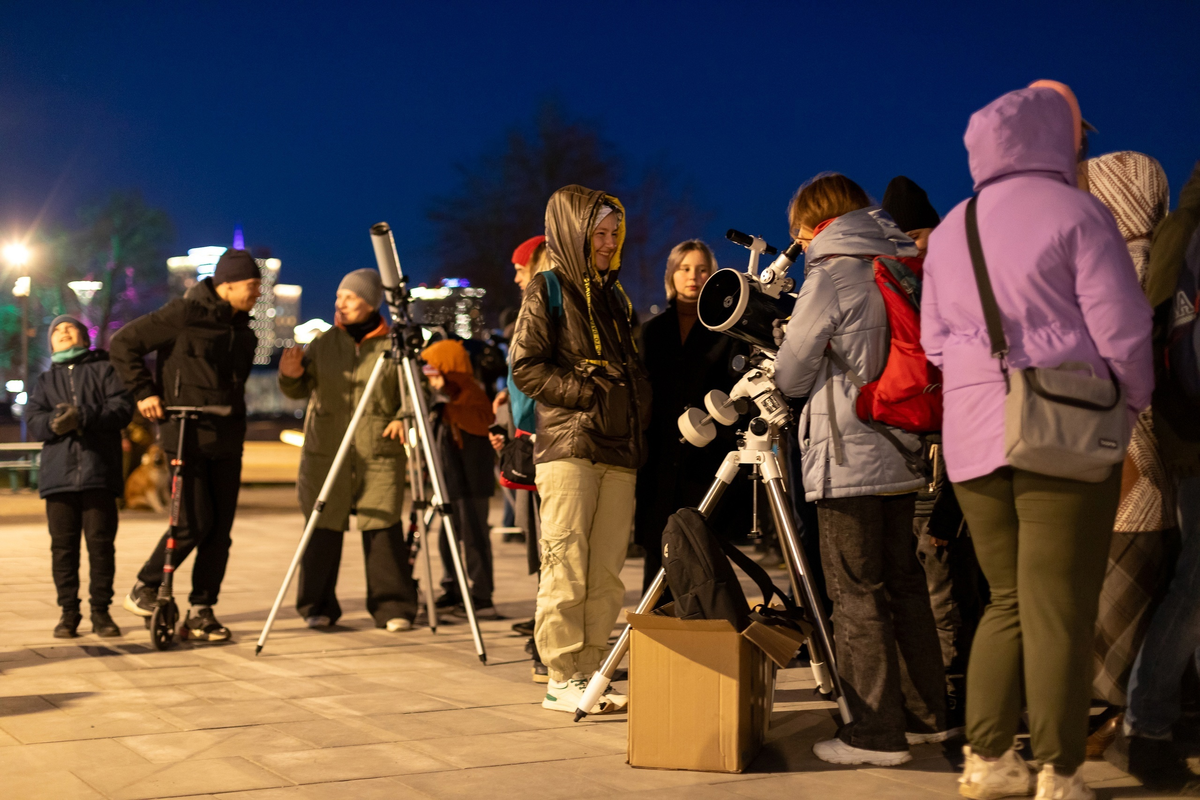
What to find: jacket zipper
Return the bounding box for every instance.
[69,365,81,490]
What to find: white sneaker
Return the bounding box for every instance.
[385,618,412,632]
[907,726,966,745]
[959,744,1035,799]
[812,737,913,766]
[305,615,331,628]
[541,677,626,714]
[1035,765,1093,800]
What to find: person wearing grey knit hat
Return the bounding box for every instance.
[337,269,383,309]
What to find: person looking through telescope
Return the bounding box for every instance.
[773,173,949,766]
[511,185,651,714]
[277,269,418,633]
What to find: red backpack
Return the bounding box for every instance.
[858,255,942,432]
[828,256,942,433]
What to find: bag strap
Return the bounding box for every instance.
[705,522,796,613]
[543,270,563,320]
[965,196,1010,374]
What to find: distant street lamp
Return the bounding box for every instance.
[7,242,33,442]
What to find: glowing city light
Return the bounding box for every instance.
[68,280,105,305]
[5,380,23,393]
[12,276,30,297]
[3,242,31,267]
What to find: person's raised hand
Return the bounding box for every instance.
[138,396,165,422]
[492,390,509,416]
[382,420,406,442]
[489,432,505,452]
[279,345,306,379]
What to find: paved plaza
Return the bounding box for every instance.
[0,488,1169,799]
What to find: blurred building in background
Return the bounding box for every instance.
[411,278,487,339]
[272,284,301,350]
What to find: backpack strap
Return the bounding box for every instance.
[543,270,563,320]
[709,528,796,613]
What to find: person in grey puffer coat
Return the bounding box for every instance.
[774,173,947,766]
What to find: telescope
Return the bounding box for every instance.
[697,232,803,352]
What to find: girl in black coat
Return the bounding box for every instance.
[635,241,749,592]
[27,316,134,638]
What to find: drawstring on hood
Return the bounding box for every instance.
[544,185,635,364]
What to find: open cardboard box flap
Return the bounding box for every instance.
[630,604,809,669]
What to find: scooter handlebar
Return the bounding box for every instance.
[165,405,233,417]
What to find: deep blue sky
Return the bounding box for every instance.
[3,1,1198,318]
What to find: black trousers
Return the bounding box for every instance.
[46,490,119,611]
[295,524,418,626]
[438,497,493,603]
[137,455,241,606]
[817,493,948,752]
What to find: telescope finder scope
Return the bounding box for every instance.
[726,229,778,256]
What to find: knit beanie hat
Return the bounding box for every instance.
[512,235,546,267]
[881,176,941,233]
[212,249,261,285]
[48,315,89,347]
[338,269,384,308]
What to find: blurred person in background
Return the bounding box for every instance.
[511,185,650,714]
[922,82,1153,800]
[28,316,133,638]
[278,269,418,633]
[422,338,497,619]
[774,172,948,767]
[110,248,261,643]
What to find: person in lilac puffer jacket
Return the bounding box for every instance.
[921,82,1153,799]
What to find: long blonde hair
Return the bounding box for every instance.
[664,240,717,301]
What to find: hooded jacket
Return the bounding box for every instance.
[278,318,407,532]
[27,349,134,498]
[510,185,652,470]
[775,207,927,501]
[921,87,1154,484]
[110,277,257,457]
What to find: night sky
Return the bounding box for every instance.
[3,1,1198,319]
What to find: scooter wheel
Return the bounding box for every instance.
[150,601,178,651]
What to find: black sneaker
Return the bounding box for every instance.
[1124,733,1200,794]
[512,618,535,636]
[90,609,121,638]
[434,593,462,610]
[532,658,549,684]
[122,582,157,618]
[454,600,499,620]
[181,607,231,642]
[53,609,82,639]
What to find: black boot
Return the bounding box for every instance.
[1119,730,1200,794]
[91,608,121,638]
[54,609,82,639]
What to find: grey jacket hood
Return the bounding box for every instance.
[805,206,918,268]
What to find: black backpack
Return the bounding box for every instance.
[661,507,801,633]
[1156,227,1200,440]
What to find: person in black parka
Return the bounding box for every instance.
[109,250,261,642]
[28,315,134,638]
[635,240,750,592]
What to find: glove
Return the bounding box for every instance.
[50,403,81,435]
[772,318,788,348]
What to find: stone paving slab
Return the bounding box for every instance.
[0,488,1170,798]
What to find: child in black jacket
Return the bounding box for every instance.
[27,316,133,638]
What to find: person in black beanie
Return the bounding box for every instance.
[881,175,941,258]
[110,249,261,642]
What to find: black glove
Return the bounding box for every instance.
[50,403,81,436]
[772,318,788,349]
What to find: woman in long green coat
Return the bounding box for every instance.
[278,269,417,631]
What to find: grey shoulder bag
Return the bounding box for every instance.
[965,195,1128,483]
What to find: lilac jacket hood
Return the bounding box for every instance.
[920,87,1154,483]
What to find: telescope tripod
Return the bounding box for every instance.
[254,327,487,662]
[574,418,851,724]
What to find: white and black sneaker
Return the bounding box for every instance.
[180,607,231,642]
[542,675,627,714]
[122,582,157,618]
[813,737,913,766]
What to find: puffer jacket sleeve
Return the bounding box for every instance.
[79,363,134,432]
[110,298,190,401]
[510,273,596,411]
[774,269,841,398]
[26,372,58,443]
[920,243,949,369]
[1073,204,1155,414]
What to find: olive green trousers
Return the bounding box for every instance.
[953,466,1120,772]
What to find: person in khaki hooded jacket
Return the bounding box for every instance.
[511,185,651,714]
[278,269,417,632]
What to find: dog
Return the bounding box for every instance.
[124,445,170,512]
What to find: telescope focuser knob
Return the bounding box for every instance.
[749,417,769,436]
[780,278,796,293]
[731,354,750,373]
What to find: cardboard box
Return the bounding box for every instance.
[626,612,780,773]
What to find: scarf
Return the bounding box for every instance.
[51,346,89,364]
[1086,151,1170,288]
[339,311,385,343]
